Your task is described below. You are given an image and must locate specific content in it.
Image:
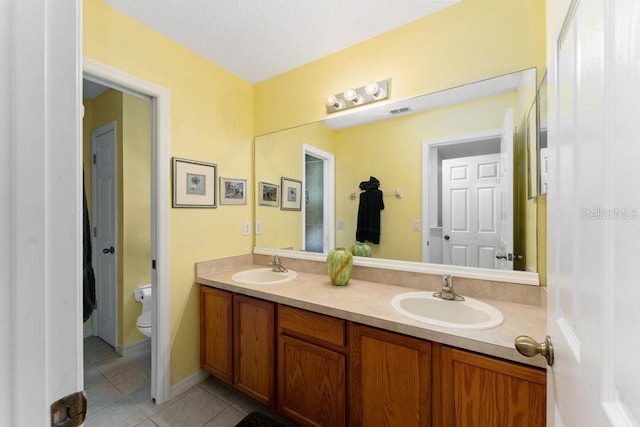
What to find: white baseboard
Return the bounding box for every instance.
[115,337,151,356]
[170,370,209,400]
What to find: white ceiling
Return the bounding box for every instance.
[102,0,461,84]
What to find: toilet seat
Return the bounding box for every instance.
[136,310,151,328]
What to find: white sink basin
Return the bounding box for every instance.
[231,268,297,285]
[391,291,504,330]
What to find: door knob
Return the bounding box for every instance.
[444,235,450,240]
[496,253,507,260]
[515,335,554,366]
[102,246,115,254]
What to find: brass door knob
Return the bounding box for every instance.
[515,335,554,366]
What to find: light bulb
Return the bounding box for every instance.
[325,95,344,109]
[365,82,384,98]
[365,82,379,96]
[343,88,360,103]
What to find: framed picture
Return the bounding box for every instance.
[281,177,302,211]
[258,181,279,207]
[220,177,247,205]
[172,157,217,208]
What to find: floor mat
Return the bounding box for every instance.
[235,411,290,427]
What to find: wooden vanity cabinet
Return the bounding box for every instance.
[200,286,546,426]
[200,286,233,383]
[200,286,275,407]
[277,305,347,427]
[233,294,275,407]
[434,344,546,427]
[349,323,432,427]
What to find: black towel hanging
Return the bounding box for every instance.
[356,176,384,244]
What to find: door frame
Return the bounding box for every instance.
[84,57,172,404]
[301,144,335,253]
[422,128,504,263]
[90,121,118,346]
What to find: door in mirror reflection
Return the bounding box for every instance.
[442,153,503,269]
[302,144,335,253]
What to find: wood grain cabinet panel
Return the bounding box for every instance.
[200,286,233,383]
[438,346,546,427]
[278,335,346,426]
[233,294,275,407]
[277,305,347,427]
[349,323,432,427]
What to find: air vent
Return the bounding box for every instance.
[390,107,410,115]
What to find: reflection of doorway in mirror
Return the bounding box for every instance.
[305,153,324,252]
[423,112,515,270]
[302,144,335,253]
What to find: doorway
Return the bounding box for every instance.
[302,144,335,253]
[83,57,172,404]
[83,78,153,403]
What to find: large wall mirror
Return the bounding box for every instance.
[255,68,543,284]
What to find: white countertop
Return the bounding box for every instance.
[197,265,547,369]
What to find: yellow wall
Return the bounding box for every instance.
[121,94,152,346]
[254,0,547,135]
[255,122,335,249]
[84,0,254,384]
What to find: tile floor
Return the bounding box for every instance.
[83,336,293,427]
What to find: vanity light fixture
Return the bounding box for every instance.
[325,79,390,114]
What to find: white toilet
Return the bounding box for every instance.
[134,284,153,338]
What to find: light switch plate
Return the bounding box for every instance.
[255,221,262,235]
[243,221,251,236]
[412,220,421,231]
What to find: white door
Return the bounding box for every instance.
[499,109,514,269]
[1,0,83,424]
[92,122,118,347]
[442,153,503,269]
[544,0,640,425]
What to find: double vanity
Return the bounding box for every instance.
[196,254,547,426]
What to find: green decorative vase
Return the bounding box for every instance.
[350,242,372,257]
[327,247,353,286]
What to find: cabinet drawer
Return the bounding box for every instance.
[278,305,346,349]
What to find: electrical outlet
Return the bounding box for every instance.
[255,221,262,235]
[243,221,251,236]
[412,220,421,231]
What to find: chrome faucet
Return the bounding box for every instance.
[269,255,288,273]
[433,273,464,301]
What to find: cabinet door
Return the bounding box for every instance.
[349,323,431,427]
[278,335,346,427]
[200,286,233,383]
[438,346,546,427]
[233,294,275,407]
